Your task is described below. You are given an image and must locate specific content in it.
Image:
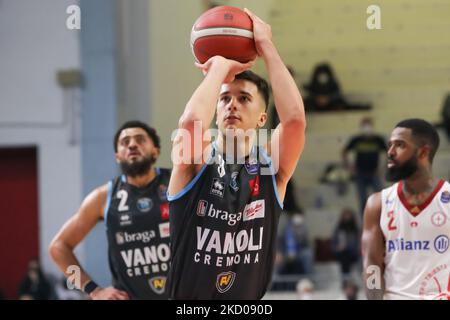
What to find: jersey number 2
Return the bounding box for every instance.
[117,190,129,211]
[387,210,397,231]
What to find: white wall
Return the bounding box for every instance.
[0,0,83,274]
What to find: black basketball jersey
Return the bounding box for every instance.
[167,144,283,299]
[105,168,171,300]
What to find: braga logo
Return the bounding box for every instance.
[137,198,153,212]
[434,235,449,254]
[149,276,166,295]
[216,271,236,293]
[115,230,156,245]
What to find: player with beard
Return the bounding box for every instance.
[49,121,171,300]
[362,118,450,300]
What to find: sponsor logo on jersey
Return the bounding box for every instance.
[244,157,259,175]
[216,271,236,293]
[243,200,265,222]
[202,202,242,226]
[159,222,170,238]
[197,200,208,217]
[387,238,430,252]
[115,230,156,245]
[210,178,225,198]
[229,172,239,192]
[158,184,168,201]
[121,243,171,277]
[119,213,133,226]
[434,235,449,254]
[149,276,166,295]
[137,198,153,212]
[248,176,260,197]
[160,203,169,220]
[385,198,395,206]
[431,212,447,227]
[440,191,450,204]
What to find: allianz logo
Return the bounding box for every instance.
[387,235,449,253]
[115,230,156,245]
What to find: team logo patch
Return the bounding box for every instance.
[197,200,208,217]
[410,221,418,228]
[210,178,225,198]
[230,172,239,192]
[137,198,153,212]
[434,235,449,254]
[216,271,236,293]
[158,184,168,201]
[160,203,169,220]
[159,222,170,238]
[119,213,133,226]
[419,264,450,299]
[149,276,166,295]
[243,199,265,221]
[441,191,450,204]
[248,176,260,197]
[431,212,447,227]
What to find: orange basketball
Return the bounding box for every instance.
[190,6,257,64]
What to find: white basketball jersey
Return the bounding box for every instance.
[381,180,450,300]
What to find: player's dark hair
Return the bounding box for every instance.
[235,71,270,111]
[114,120,161,152]
[395,118,440,163]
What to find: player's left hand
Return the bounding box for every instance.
[244,8,273,57]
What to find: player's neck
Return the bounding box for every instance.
[402,167,435,196]
[126,167,156,188]
[216,134,255,162]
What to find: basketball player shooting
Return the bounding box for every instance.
[362,119,450,300]
[166,8,306,299]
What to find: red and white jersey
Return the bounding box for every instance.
[381,179,450,300]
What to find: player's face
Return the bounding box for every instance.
[116,128,158,164]
[217,80,267,134]
[386,127,419,182]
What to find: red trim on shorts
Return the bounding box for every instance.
[397,179,445,217]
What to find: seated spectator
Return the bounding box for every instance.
[331,208,360,280]
[279,212,314,275]
[18,258,53,300]
[342,279,359,300]
[296,278,315,300]
[303,62,371,112]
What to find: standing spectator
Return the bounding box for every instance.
[18,259,53,300]
[343,117,387,214]
[331,208,360,280]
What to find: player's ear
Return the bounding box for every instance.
[153,148,161,159]
[115,153,120,164]
[257,112,267,128]
[419,145,430,161]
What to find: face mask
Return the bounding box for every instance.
[292,215,304,226]
[361,124,373,135]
